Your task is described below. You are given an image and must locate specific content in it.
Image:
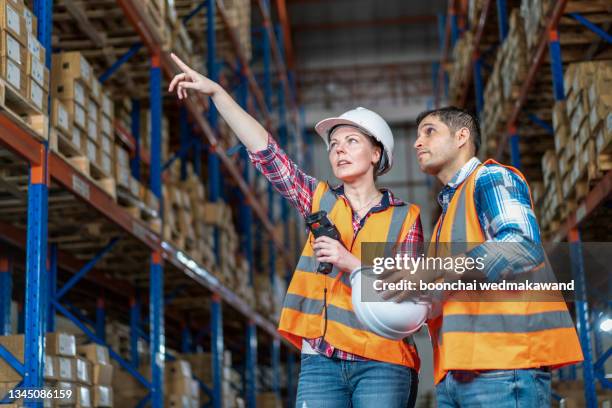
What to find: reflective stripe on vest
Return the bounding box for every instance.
[429,159,583,384]
[278,181,421,369]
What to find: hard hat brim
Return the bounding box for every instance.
[314,117,368,146]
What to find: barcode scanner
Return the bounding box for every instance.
[305,211,342,275]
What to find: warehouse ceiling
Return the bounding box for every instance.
[278,0,446,126]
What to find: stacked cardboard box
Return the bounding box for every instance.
[165,360,199,408]
[77,344,114,407]
[183,351,236,407]
[558,62,612,202]
[481,9,527,154]
[0,332,98,407]
[0,0,49,113]
[448,31,473,105]
[539,150,564,234]
[519,0,553,53]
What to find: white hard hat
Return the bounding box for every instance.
[315,107,394,175]
[350,267,429,340]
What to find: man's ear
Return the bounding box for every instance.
[456,127,470,149]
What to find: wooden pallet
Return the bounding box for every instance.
[0,79,48,141]
[49,128,117,200]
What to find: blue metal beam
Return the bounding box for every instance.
[135,393,151,408]
[527,114,554,135]
[150,56,162,201]
[0,256,12,335]
[99,43,143,83]
[47,244,57,332]
[286,351,295,408]
[130,298,141,367]
[569,13,612,44]
[0,380,23,404]
[473,56,484,114]
[594,346,612,389]
[569,229,598,407]
[548,30,565,101]
[95,298,105,341]
[182,0,206,24]
[496,0,509,41]
[509,132,522,170]
[56,237,119,300]
[211,296,223,408]
[149,252,164,408]
[245,322,257,408]
[271,338,281,398]
[23,165,48,401]
[181,326,192,353]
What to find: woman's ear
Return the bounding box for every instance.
[372,146,382,165]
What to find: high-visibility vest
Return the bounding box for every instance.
[429,159,583,384]
[278,182,422,369]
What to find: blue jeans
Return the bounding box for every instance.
[436,369,552,407]
[296,353,418,408]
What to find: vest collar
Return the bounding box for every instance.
[329,183,405,208]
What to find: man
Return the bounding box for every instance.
[412,107,583,407]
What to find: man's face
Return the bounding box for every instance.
[414,115,461,175]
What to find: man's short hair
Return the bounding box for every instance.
[416,106,481,154]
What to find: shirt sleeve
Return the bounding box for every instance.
[466,164,545,282]
[398,214,425,257]
[248,134,319,219]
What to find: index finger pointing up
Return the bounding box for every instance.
[170,53,191,73]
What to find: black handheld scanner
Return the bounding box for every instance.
[305,211,342,275]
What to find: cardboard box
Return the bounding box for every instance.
[26,52,48,90]
[27,32,44,62]
[0,1,26,45]
[92,363,113,386]
[63,99,87,131]
[45,332,76,357]
[44,354,56,380]
[51,98,72,135]
[99,151,112,176]
[77,344,110,366]
[92,385,113,407]
[166,376,192,395]
[52,51,92,88]
[101,92,113,118]
[54,382,77,405]
[76,357,92,385]
[90,77,101,102]
[85,137,98,163]
[23,7,35,34]
[76,385,92,408]
[70,126,84,151]
[87,97,99,122]
[27,76,47,112]
[87,119,98,142]
[0,30,25,65]
[100,134,112,156]
[53,78,86,106]
[166,360,192,380]
[54,356,75,381]
[0,56,26,97]
[100,114,112,137]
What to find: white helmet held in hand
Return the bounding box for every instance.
[315,107,394,175]
[350,267,429,340]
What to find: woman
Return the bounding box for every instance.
[169,53,423,408]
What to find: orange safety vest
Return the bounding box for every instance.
[428,159,584,384]
[278,182,422,369]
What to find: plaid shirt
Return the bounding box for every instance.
[437,157,544,281]
[249,134,424,361]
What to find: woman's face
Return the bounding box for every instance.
[328,126,381,183]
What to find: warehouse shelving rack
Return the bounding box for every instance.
[0,0,304,407]
[437,1,611,407]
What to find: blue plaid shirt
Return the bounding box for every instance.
[437,157,544,281]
